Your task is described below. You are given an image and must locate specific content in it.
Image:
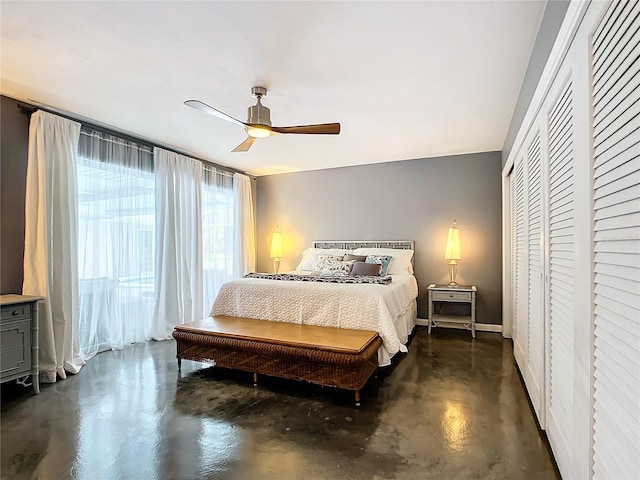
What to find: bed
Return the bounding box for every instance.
[210,240,418,366]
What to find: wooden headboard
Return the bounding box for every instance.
[312,240,414,250]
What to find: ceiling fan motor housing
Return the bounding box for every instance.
[248,86,271,126]
[247,103,271,126]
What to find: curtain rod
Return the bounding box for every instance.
[80,129,153,152]
[16,102,255,180]
[17,104,37,115]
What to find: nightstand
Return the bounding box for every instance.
[1,294,42,394]
[427,284,477,338]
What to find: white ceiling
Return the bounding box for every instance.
[1,1,545,176]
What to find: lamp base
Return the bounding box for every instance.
[448,261,459,287]
[273,259,280,274]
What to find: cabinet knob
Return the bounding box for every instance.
[449,293,453,297]
[12,310,19,316]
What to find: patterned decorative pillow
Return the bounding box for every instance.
[296,248,350,271]
[320,259,356,277]
[313,254,346,271]
[365,255,393,276]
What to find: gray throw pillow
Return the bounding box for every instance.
[343,254,368,262]
[350,261,382,276]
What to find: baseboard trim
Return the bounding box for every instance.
[416,318,502,333]
[475,323,502,333]
[415,318,430,327]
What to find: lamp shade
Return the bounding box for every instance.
[444,226,461,260]
[270,231,283,259]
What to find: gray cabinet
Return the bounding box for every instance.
[1,295,41,394]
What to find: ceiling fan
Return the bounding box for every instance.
[185,86,340,152]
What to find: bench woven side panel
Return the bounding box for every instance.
[172,330,381,391]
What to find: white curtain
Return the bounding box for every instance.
[23,111,85,383]
[202,166,235,316]
[233,173,256,277]
[152,147,203,339]
[76,129,155,358]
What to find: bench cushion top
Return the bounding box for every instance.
[174,315,379,354]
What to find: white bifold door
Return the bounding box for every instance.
[504,0,639,478]
[590,0,640,477]
[545,78,576,470]
[510,132,546,425]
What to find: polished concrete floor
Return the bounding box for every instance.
[1,327,559,480]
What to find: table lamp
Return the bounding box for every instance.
[270,227,283,273]
[444,220,461,287]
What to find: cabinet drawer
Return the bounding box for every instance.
[432,290,472,302]
[1,304,30,322]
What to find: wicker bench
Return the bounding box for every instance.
[172,315,382,406]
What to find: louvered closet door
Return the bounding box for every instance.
[591,1,640,478]
[513,157,528,370]
[546,79,575,467]
[510,168,518,340]
[525,133,544,422]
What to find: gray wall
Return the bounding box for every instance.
[1,96,31,294]
[256,152,503,324]
[502,0,570,167]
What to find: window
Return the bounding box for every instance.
[76,129,155,356]
[201,165,235,315]
[76,130,241,357]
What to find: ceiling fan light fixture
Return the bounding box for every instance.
[246,126,271,138]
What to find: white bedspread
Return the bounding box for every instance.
[211,273,418,366]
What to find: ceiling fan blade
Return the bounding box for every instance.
[269,123,341,135]
[184,100,246,127]
[232,136,257,152]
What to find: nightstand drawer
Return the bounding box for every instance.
[1,304,30,323]
[432,290,472,302]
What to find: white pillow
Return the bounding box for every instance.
[295,248,352,271]
[353,247,414,274]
